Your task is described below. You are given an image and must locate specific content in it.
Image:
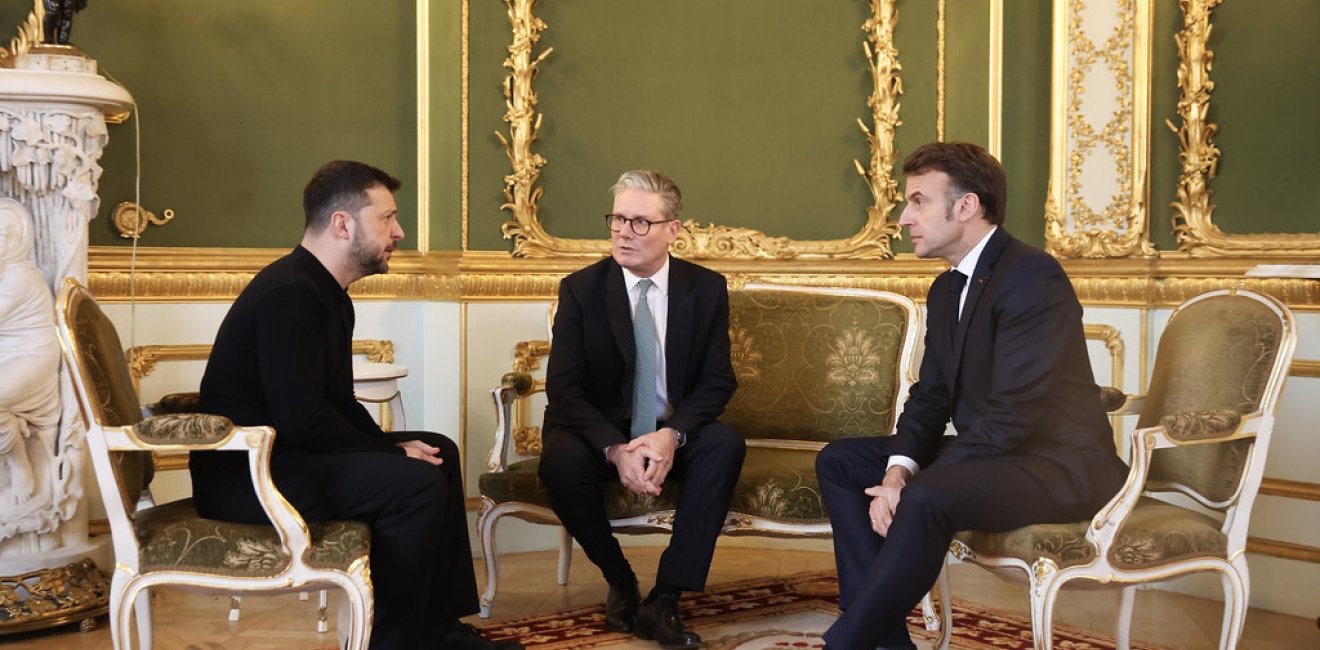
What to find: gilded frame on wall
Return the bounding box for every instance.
[1044,0,1157,259]
[495,0,904,260]
[1169,0,1320,256]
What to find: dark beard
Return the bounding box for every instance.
[349,236,388,276]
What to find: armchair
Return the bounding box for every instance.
[934,288,1298,650]
[55,280,374,650]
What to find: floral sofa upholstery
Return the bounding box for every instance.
[477,283,922,616]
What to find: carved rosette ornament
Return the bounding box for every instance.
[0,43,131,633]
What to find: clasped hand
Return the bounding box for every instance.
[864,466,911,537]
[608,428,678,496]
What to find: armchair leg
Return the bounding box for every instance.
[477,504,502,618]
[134,587,154,650]
[1115,586,1135,650]
[934,555,953,650]
[1029,572,1064,650]
[556,527,573,586]
[1219,566,1249,650]
[318,589,330,634]
[229,595,241,622]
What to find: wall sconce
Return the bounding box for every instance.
[112,202,174,239]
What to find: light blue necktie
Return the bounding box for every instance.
[630,279,658,438]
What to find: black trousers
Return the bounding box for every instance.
[538,422,745,592]
[816,436,1106,650]
[193,431,477,650]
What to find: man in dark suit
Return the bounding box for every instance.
[816,142,1128,649]
[540,170,744,650]
[194,161,518,650]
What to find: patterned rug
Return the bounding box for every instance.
[478,570,1168,650]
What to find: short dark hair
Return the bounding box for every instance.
[902,142,1007,225]
[302,160,402,231]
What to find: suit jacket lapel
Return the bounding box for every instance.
[950,228,1011,382]
[666,258,694,404]
[604,261,635,366]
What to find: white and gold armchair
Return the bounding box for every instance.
[934,288,1298,650]
[56,280,374,650]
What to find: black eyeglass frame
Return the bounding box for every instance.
[604,213,677,236]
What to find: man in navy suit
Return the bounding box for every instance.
[816,142,1128,649]
[539,170,744,650]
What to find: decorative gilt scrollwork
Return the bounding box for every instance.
[497,0,904,260]
[512,340,550,373]
[1045,0,1156,259]
[0,2,42,67]
[1169,0,1320,256]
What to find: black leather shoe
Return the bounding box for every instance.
[633,592,701,649]
[604,581,641,632]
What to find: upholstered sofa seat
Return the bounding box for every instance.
[477,284,923,616]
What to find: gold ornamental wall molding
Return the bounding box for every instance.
[0,1,42,66]
[1044,0,1155,259]
[1169,0,1320,256]
[86,246,1320,310]
[495,0,904,261]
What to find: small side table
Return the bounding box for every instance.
[353,361,408,431]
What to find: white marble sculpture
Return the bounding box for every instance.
[0,198,61,536]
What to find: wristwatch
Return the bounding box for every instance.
[672,429,687,448]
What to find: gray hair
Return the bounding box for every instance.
[609,170,683,220]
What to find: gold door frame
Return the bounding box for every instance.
[495,0,905,261]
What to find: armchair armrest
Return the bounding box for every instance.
[1100,386,1144,415]
[487,371,541,472]
[1086,408,1261,546]
[104,415,315,554]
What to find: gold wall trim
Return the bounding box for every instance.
[87,247,1320,309]
[496,0,903,261]
[1291,359,1320,379]
[1169,0,1320,256]
[1246,537,1320,564]
[987,0,1002,158]
[416,0,431,252]
[936,0,946,142]
[1260,477,1320,502]
[1045,0,1155,259]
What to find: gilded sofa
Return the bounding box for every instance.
[477,283,923,617]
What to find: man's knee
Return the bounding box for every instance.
[816,438,862,485]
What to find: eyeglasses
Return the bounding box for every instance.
[604,213,675,236]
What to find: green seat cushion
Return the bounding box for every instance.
[479,446,826,524]
[956,497,1226,571]
[730,447,827,524]
[135,499,370,576]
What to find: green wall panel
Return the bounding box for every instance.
[466,0,1021,253]
[430,1,463,251]
[70,1,418,249]
[998,0,1051,250]
[1203,2,1320,236]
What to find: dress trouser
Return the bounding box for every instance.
[815,436,1101,650]
[538,422,745,592]
[196,432,477,650]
